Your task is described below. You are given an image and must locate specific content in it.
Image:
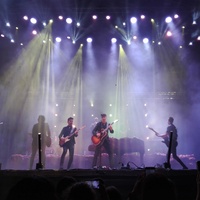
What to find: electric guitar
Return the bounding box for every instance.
[148,127,169,147]
[91,119,118,146]
[59,125,86,147]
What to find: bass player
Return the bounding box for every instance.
[92,114,114,168]
[59,117,78,170]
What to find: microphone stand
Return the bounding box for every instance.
[36,133,43,170]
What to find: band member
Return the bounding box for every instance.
[90,117,98,130]
[153,117,188,169]
[92,114,114,168]
[29,115,51,170]
[59,117,78,170]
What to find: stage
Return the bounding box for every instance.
[0,169,197,200]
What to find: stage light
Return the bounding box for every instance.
[182,26,185,29]
[123,22,126,26]
[81,44,83,47]
[115,25,118,29]
[20,43,23,46]
[66,18,72,24]
[143,38,149,44]
[141,15,145,19]
[43,22,46,26]
[49,19,53,23]
[32,30,37,35]
[151,19,154,23]
[77,22,80,27]
[6,22,10,27]
[87,37,93,43]
[145,113,148,117]
[1,34,5,37]
[74,104,76,107]
[158,41,161,45]
[58,16,63,20]
[10,39,14,43]
[126,104,128,106]
[127,40,131,45]
[152,41,155,43]
[56,104,59,106]
[111,38,117,43]
[174,14,179,19]
[54,125,57,128]
[92,15,97,20]
[67,36,71,39]
[179,45,183,48]
[165,16,172,23]
[23,16,28,20]
[146,137,149,140]
[55,37,62,42]
[130,17,137,24]
[72,40,76,44]
[106,15,111,20]
[55,114,58,117]
[109,114,112,117]
[30,18,37,24]
[144,103,147,106]
[145,125,149,128]
[147,149,150,152]
[166,30,172,37]
[91,103,94,107]
[43,40,46,43]
[133,36,137,40]
[91,114,94,117]
[73,114,76,117]
[189,42,193,46]
[193,21,197,25]
[16,27,19,30]
[109,104,112,106]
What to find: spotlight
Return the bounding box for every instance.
[145,113,148,117]
[72,40,76,44]
[141,15,145,19]
[144,103,147,106]
[43,22,46,26]
[111,38,117,43]
[130,17,137,24]
[49,19,53,23]
[20,43,23,46]
[133,36,137,40]
[179,45,183,48]
[91,103,94,107]
[127,40,131,45]
[106,16,111,20]
[56,104,59,106]
[77,22,80,27]
[58,16,63,20]
[67,36,71,39]
[55,114,58,117]
[1,34,5,37]
[32,30,37,35]
[174,14,179,19]
[165,16,172,23]
[192,21,197,25]
[30,18,37,24]
[23,16,28,20]
[55,37,62,42]
[109,104,112,106]
[158,41,161,45]
[73,114,76,117]
[151,19,155,23]
[197,36,200,40]
[166,30,172,37]
[92,15,97,20]
[66,18,72,24]
[6,22,10,27]
[182,26,185,29]
[143,38,149,44]
[123,22,126,26]
[43,40,46,43]
[146,137,149,140]
[16,27,19,30]
[145,125,149,128]
[115,25,118,29]
[189,42,193,46]
[109,114,112,117]
[10,39,14,43]
[87,37,93,43]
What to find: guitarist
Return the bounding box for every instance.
[151,117,188,169]
[59,117,78,170]
[92,114,114,168]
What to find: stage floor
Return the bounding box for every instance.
[0,169,197,200]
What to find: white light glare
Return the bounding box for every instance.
[130,17,137,24]
[1,34,5,37]
[158,41,162,45]
[189,42,193,46]
[92,15,97,20]
[174,14,179,19]
[141,15,145,19]
[11,39,14,43]
[133,36,137,40]
[106,16,111,20]
[6,22,10,27]
[77,22,80,27]
[165,16,172,23]
[166,30,172,37]
[23,16,28,20]
[143,38,149,44]
[55,37,62,42]
[30,18,37,24]
[193,21,197,25]
[43,22,46,26]
[32,30,37,35]
[66,18,73,24]
[111,38,117,43]
[127,40,131,45]
[58,16,63,20]
[87,37,93,43]
[197,36,200,41]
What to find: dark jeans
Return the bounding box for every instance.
[167,142,188,169]
[60,144,74,169]
[92,138,113,168]
[29,144,46,170]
